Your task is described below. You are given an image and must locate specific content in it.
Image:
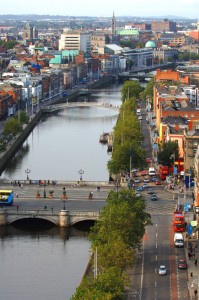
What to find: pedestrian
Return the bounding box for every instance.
[16,193,18,199]
[44,205,47,210]
[195,259,197,266]
[188,252,191,260]
[194,289,198,298]
[16,205,19,211]
[51,206,53,213]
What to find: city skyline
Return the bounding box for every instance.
[0,0,198,19]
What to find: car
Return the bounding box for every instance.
[143,183,149,188]
[178,259,187,269]
[158,265,167,275]
[141,170,147,176]
[151,176,157,182]
[135,193,141,197]
[137,186,143,191]
[146,158,151,163]
[131,168,137,173]
[155,180,161,185]
[138,116,142,120]
[134,178,140,183]
[144,177,149,183]
[147,188,154,194]
[151,194,158,201]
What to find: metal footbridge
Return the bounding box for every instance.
[43,102,120,113]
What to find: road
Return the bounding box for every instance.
[127,103,189,300]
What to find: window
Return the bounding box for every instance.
[175,140,178,144]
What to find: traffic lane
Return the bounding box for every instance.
[8,199,107,212]
[142,214,172,300]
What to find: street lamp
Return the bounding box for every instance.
[62,199,66,210]
[43,182,46,198]
[78,169,84,181]
[25,168,31,180]
[170,153,175,175]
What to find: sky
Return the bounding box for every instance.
[1,0,198,19]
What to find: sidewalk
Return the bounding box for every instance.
[184,211,199,299]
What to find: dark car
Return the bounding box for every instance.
[178,259,187,269]
[147,188,154,194]
[151,194,157,201]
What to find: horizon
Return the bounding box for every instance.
[0,0,198,19]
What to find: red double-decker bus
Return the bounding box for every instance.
[173,211,185,232]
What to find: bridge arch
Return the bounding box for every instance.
[8,215,58,226]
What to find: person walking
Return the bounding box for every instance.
[195,258,197,266]
[194,289,198,298]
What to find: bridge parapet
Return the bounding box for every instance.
[0,209,99,227]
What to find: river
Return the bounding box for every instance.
[2,83,122,182]
[0,83,122,300]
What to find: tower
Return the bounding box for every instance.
[112,11,116,37]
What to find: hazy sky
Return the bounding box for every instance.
[1,0,198,19]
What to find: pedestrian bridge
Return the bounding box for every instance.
[43,102,120,113]
[0,209,99,227]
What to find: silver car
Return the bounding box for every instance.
[158,265,167,275]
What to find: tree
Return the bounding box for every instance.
[121,81,144,102]
[157,141,179,167]
[18,111,29,124]
[140,78,154,104]
[72,267,125,300]
[3,117,22,136]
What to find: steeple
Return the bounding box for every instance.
[112,11,116,36]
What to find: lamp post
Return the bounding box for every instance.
[78,169,84,181]
[170,153,175,175]
[25,168,31,180]
[43,182,46,198]
[63,199,66,210]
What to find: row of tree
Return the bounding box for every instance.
[107,81,145,176]
[72,190,152,299]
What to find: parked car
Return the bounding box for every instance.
[137,186,143,191]
[178,259,187,269]
[135,193,141,197]
[151,194,158,201]
[151,176,157,182]
[138,115,142,120]
[134,178,140,183]
[146,158,151,163]
[147,188,154,194]
[158,265,167,275]
[144,177,150,183]
[143,183,149,188]
[155,180,161,185]
[141,170,147,176]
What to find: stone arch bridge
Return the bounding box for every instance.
[0,209,99,227]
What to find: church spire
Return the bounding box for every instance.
[112,11,116,36]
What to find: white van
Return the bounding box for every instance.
[174,233,184,247]
[149,167,156,176]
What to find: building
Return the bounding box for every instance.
[59,30,91,53]
[184,129,199,171]
[22,22,38,41]
[151,20,177,32]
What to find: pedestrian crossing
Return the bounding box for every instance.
[141,189,176,215]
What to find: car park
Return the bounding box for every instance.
[143,183,149,188]
[134,178,140,183]
[158,265,167,275]
[155,180,161,185]
[151,194,157,201]
[137,186,143,191]
[178,259,187,269]
[144,177,149,183]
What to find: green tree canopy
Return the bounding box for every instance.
[121,81,144,102]
[157,141,179,167]
[3,117,22,136]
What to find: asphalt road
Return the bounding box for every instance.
[127,104,189,299]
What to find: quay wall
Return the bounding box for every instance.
[0,77,113,176]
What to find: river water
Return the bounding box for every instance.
[0,83,122,300]
[2,83,122,182]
